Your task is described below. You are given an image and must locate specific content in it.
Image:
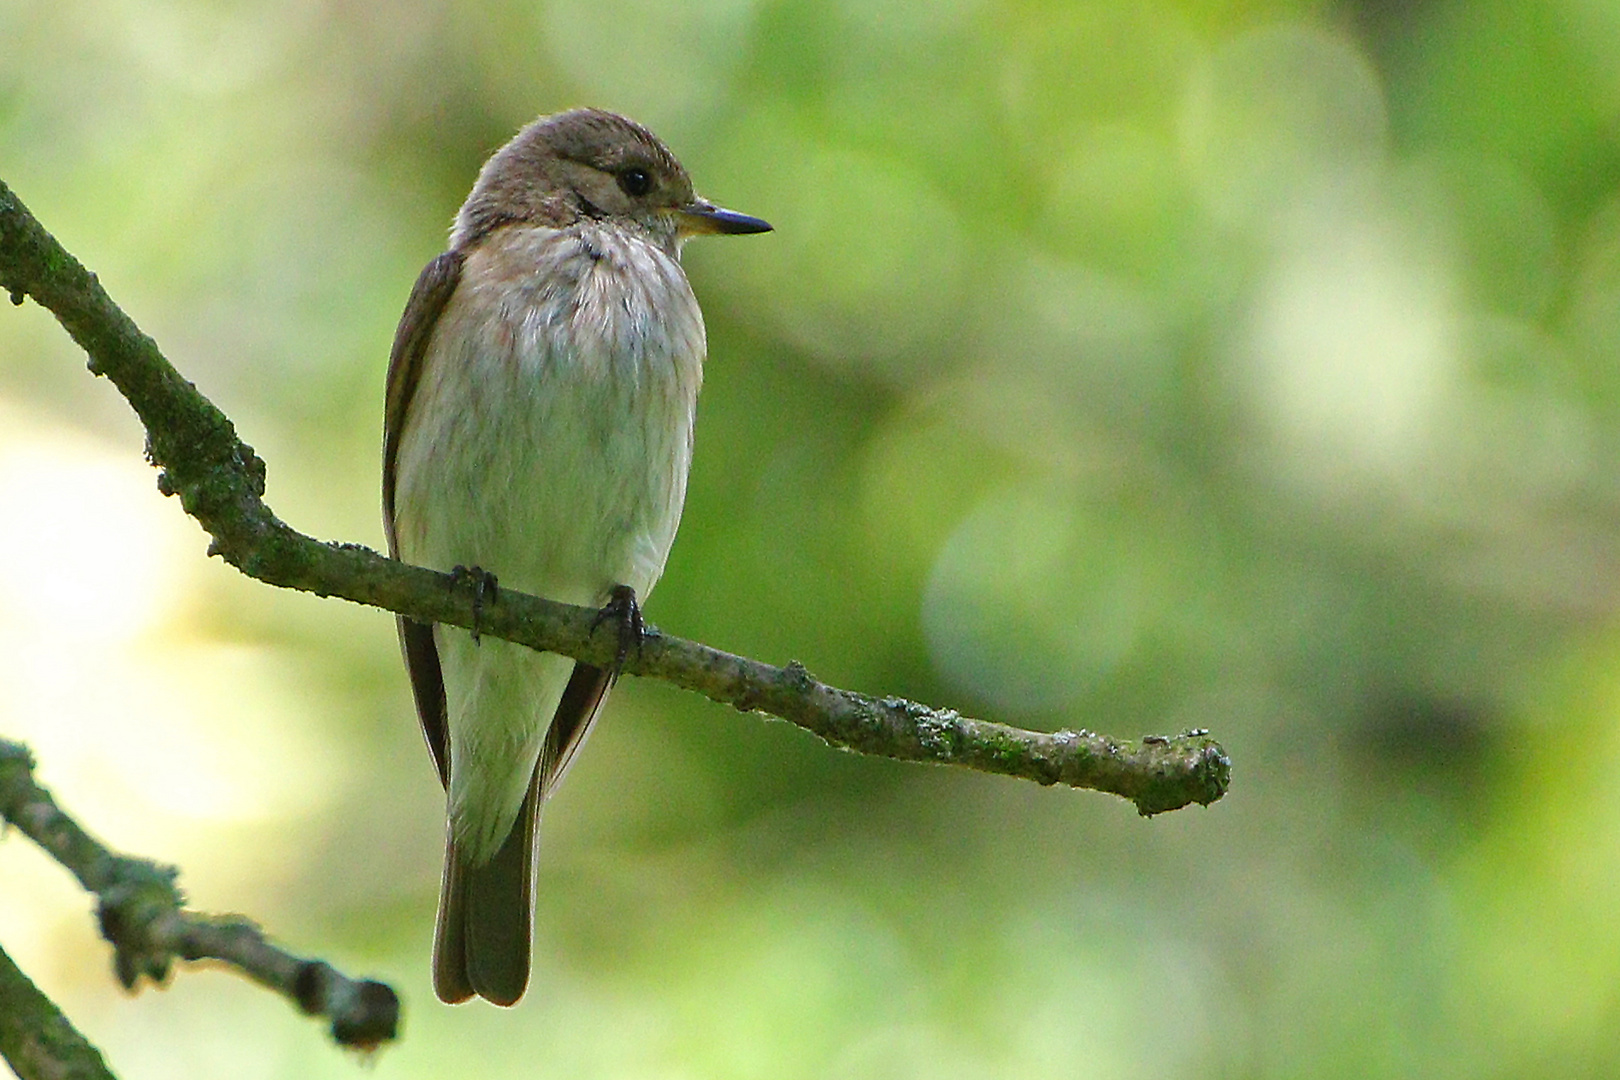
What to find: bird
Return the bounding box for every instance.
[381,108,770,1006]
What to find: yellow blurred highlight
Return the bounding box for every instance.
[0,401,339,976]
[1245,197,1462,484]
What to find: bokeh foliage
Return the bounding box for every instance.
[3,0,1620,1076]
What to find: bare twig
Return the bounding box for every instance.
[0,740,399,1052]
[0,939,118,1080]
[0,177,1230,811]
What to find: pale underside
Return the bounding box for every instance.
[392,221,705,862]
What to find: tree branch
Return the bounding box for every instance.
[0,740,399,1052]
[0,177,1230,814]
[0,937,118,1080]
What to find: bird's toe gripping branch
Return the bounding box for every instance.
[448,565,500,644]
[591,583,646,679]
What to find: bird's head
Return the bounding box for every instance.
[453,108,772,254]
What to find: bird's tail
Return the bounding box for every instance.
[433,766,540,1007]
[431,660,616,1006]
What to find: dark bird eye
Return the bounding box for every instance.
[617,168,653,197]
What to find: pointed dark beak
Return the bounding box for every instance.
[677,200,773,237]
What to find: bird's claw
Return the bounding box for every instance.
[591,584,645,679]
[449,565,499,644]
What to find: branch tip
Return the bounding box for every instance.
[0,738,401,1053]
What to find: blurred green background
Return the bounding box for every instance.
[4,0,1620,1076]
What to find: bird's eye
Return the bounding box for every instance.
[618,168,653,197]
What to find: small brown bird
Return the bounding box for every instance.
[382,109,770,1006]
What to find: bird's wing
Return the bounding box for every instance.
[383,249,466,789]
[540,663,616,791]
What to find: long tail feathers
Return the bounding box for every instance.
[433,766,540,1006]
[431,661,614,1007]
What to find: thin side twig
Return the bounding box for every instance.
[0,177,1229,812]
[0,740,399,1051]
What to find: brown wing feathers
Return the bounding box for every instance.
[383,250,465,787]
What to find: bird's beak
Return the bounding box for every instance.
[676,199,773,237]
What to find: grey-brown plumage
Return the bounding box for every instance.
[383,109,769,1006]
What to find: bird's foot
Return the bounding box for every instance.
[590,584,645,679]
[449,565,499,644]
